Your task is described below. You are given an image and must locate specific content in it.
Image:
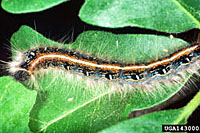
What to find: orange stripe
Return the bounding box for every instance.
[28,44,200,74]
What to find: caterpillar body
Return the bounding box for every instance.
[10,43,200,85]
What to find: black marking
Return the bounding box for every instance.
[180,55,191,64]
[57,49,65,54]
[131,73,143,81]
[48,47,55,52]
[14,70,30,81]
[65,49,70,54]
[96,59,103,64]
[64,62,71,70]
[70,51,77,56]
[83,69,90,76]
[20,63,29,69]
[24,52,29,56]
[105,73,113,80]
[82,54,90,60]
[38,47,45,53]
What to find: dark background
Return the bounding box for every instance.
[0,0,199,126]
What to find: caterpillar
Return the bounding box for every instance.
[9,43,200,85]
[3,26,200,133]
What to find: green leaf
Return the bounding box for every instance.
[100,90,200,133]
[1,0,69,14]
[100,109,184,133]
[10,26,191,132]
[79,0,200,33]
[0,76,37,132]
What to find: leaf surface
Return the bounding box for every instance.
[1,0,69,13]
[79,0,200,33]
[0,76,37,132]
[100,109,184,133]
[101,90,200,133]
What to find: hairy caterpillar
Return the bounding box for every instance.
[9,43,200,87]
